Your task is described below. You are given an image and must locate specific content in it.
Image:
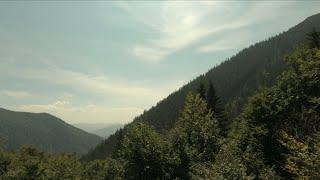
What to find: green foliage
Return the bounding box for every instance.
[206,81,223,119]
[206,81,228,132]
[210,118,279,179]
[307,28,320,48]
[0,146,11,177]
[83,158,124,180]
[208,45,320,178]
[172,93,221,163]
[170,92,221,179]
[0,144,126,180]
[117,123,178,179]
[40,154,83,179]
[222,45,320,178]
[197,82,206,100]
[0,146,83,180]
[3,146,45,179]
[279,131,320,179]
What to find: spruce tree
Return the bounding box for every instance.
[197,82,206,100]
[117,123,176,179]
[206,81,228,132]
[307,28,320,48]
[170,92,221,179]
[206,81,223,118]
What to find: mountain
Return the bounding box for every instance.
[0,108,103,154]
[84,13,320,160]
[93,124,123,138]
[73,123,111,133]
[73,123,123,138]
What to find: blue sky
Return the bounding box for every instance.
[0,1,319,124]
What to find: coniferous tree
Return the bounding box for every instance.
[170,92,221,179]
[117,123,177,179]
[197,82,206,100]
[307,28,320,48]
[206,81,228,131]
[206,81,223,118]
[227,44,320,178]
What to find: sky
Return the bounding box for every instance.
[0,1,320,124]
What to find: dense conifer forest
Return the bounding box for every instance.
[1,14,320,180]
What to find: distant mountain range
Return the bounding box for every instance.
[73,123,123,138]
[0,108,102,154]
[84,13,320,160]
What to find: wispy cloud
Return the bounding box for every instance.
[0,53,185,123]
[1,61,180,108]
[116,1,250,61]
[122,1,220,61]
[17,100,143,124]
[117,1,309,61]
[1,90,34,99]
[18,67,168,100]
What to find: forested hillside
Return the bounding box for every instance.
[0,108,102,154]
[0,34,319,179]
[84,13,320,161]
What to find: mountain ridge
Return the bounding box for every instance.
[0,107,102,154]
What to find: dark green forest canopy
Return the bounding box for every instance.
[84,13,320,161]
[227,45,320,178]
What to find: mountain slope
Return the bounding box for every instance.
[93,124,123,138]
[72,123,113,133]
[84,13,320,160]
[73,123,123,138]
[0,108,103,154]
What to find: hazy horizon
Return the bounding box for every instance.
[1,1,320,124]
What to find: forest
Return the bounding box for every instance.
[0,30,319,179]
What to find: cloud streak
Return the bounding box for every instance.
[117,1,250,61]
[18,67,169,100]
[1,90,34,99]
[17,100,144,124]
[118,1,314,61]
